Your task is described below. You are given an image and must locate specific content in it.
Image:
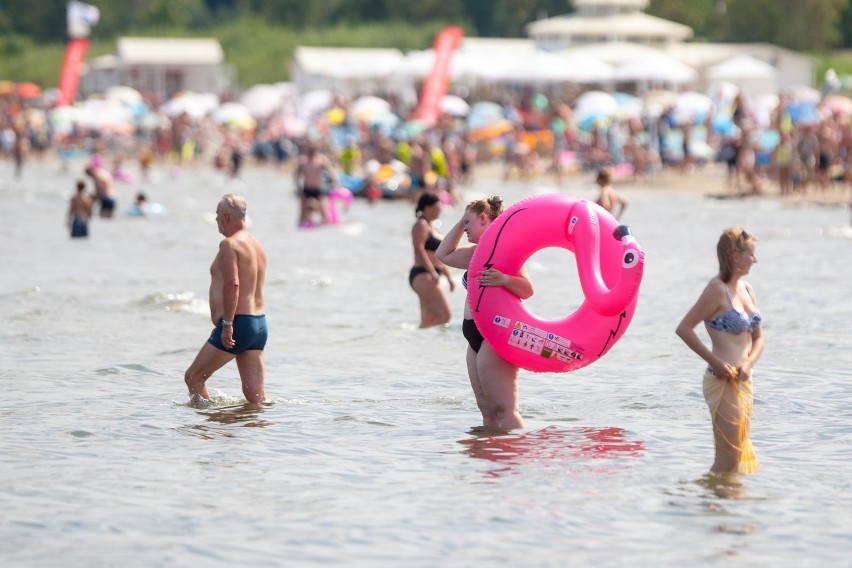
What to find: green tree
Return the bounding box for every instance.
[464,0,568,37]
[841,2,852,47]
[724,0,847,52]
[646,0,722,41]
[133,0,210,29]
[1,0,66,41]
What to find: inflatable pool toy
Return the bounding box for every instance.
[468,194,644,373]
[468,119,514,142]
[327,186,353,224]
[298,187,354,229]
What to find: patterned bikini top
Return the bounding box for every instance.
[462,270,468,290]
[705,283,762,334]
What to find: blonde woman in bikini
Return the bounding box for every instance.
[676,227,764,474]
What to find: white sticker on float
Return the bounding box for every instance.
[508,320,584,363]
[492,315,511,328]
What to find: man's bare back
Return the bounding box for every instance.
[209,229,266,324]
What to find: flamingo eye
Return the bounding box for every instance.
[623,248,640,268]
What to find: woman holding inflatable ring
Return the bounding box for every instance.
[437,195,533,431]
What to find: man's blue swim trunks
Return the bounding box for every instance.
[208,314,268,354]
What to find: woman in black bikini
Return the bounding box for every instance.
[410,193,454,328]
[437,196,533,431]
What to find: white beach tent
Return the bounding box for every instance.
[554,53,615,84]
[399,49,503,83]
[706,54,778,97]
[559,41,668,67]
[614,54,697,86]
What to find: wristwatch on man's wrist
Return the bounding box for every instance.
[222,319,234,326]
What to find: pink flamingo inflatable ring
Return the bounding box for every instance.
[468,194,644,373]
[298,186,354,228]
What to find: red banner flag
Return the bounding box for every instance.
[56,38,89,107]
[414,26,464,127]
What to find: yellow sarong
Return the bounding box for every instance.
[703,370,759,474]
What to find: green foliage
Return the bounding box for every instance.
[217,18,452,87]
[134,0,211,30]
[647,0,724,41]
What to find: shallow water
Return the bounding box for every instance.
[2,160,851,566]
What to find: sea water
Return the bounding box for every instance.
[1,160,851,567]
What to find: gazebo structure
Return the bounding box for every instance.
[527,0,693,51]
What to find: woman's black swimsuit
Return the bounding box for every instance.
[409,231,444,287]
[460,270,484,352]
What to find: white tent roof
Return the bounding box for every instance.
[117,37,223,65]
[614,54,697,84]
[460,37,537,55]
[554,53,615,83]
[527,12,693,42]
[293,47,405,79]
[558,41,666,66]
[706,54,777,80]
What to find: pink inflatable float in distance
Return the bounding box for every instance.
[468,194,644,373]
[299,186,354,228]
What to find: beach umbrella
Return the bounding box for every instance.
[213,102,256,129]
[351,95,391,122]
[822,94,852,117]
[642,89,678,117]
[240,84,288,118]
[137,111,171,131]
[105,85,143,105]
[783,85,820,105]
[467,101,504,130]
[369,111,400,136]
[76,99,134,132]
[574,90,617,128]
[16,82,42,99]
[787,100,820,125]
[48,105,80,136]
[612,92,642,119]
[0,80,14,95]
[161,92,218,120]
[299,89,334,119]
[440,94,470,117]
[673,91,715,125]
[574,91,618,131]
[757,129,781,151]
[395,119,428,140]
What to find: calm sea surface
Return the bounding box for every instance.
[2,159,851,567]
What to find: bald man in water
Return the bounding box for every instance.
[184,193,268,404]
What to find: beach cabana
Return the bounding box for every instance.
[706,54,778,97]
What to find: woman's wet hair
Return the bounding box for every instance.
[415,192,440,216]
[717,226,755,282]
[466,195,504,221]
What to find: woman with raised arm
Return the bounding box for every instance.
[437,196,533,431]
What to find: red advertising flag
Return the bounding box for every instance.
[414,26,464,127]
[56,38,89,107]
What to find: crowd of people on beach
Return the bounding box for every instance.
[3,82,852,206]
